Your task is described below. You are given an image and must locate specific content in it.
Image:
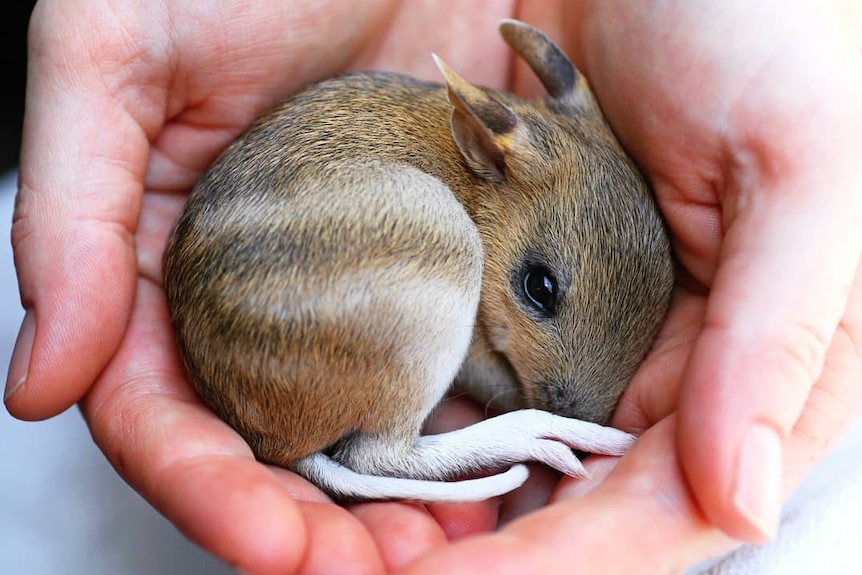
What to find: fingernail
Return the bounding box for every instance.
[5,310,35,402]
[733,423,783,541]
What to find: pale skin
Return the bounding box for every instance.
[6,0,862,573]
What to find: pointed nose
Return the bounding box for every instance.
[533,380,615,425]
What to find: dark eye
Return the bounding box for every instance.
[522,266,558,315]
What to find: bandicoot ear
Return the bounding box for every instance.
[432,54,518,183]
[499,19,594,111]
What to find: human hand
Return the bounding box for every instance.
[6,1,521,572]
[554,0,862,543]
[399,10,862,551]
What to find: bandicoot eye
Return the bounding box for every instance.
[522,266,558,315]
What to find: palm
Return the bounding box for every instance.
[68,2,549,572]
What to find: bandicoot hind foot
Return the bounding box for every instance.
[295,410,635,502]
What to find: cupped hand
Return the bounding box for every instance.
[559,0,862,542]
[7,1,518,572]
[7,0,862,574]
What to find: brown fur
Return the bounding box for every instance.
[163,21,673,478]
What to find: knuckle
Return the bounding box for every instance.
[765,318,832,390]
[10,181,38,259]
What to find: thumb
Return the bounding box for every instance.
[4,2,164,418]
[677,64,862,541]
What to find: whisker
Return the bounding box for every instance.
[483,388,518,418]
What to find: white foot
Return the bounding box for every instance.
[414,409,635,478]
[295,409,635,501]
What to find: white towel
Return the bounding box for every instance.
[691,414,862,575]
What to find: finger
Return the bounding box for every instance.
[79,279,315,575]
[349,502,448,571]
[147,454,309,575]
[294,502,386,575]
[497,464,559,525]
[783,280,862,488]
[678,64,862,540]
[426,500,500,540]
[135,192,189,286]
[5,1,169,418]
[398,418,733,575]
[550,455,619,501]
[347,2,512,88]
[508,419,733,572]
[612,288,705,432]
[771,253,862,491]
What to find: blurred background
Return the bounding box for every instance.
[0,3,232,573]
[0,2,30,174]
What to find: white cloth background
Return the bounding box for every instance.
[0,171,859,574]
